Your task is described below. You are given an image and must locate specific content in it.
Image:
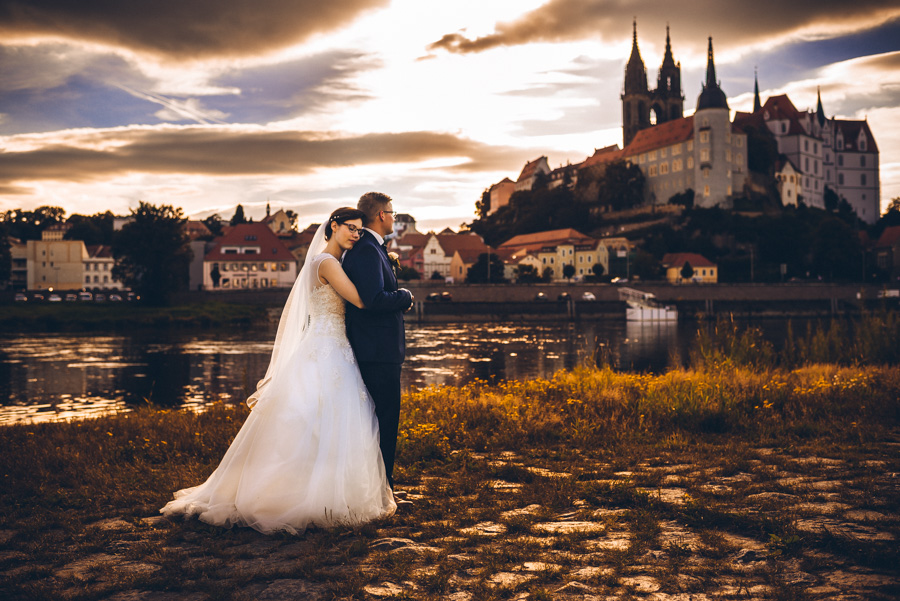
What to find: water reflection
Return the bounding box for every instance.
[0,318,769,425]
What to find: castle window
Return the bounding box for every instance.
[672,144,681,156]
[726,132,732,143]
[804,139,809,152]
[703,168,710,179]
[860,139,867,151]
[726,149,732,162]
[648,150,657,161]
[860,155,866,167]
[660,163,669,175]
[781,123,786,133]
[704,185,710,197]
[839,174,844,185]
[861,174,867,186]
[673,159,683,172]
[814,142,818,153]
[700,131,709,143]
[649,165,658,177]
[837,138,843,150]
[687,157,694,169]
[660,147,667,158]
[736,137,743,147]
[838,155,843,166]
[700,149,710,162]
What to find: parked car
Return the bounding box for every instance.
[108,294,123,302]
[32,293,45,301]
[610,277,628,284]
[534,292,549,301]
[426,291,453,302]
[48,294,62,302]
[14,293,27,302]
[557,292,571,301]
[581,292,597,301]
[126,292,139,302]
[65,293,78,302]
[94,294,106,302]
[78,291,93,301]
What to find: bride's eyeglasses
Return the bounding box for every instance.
[342,223,361,235]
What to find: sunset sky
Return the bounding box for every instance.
[1,0,899,232]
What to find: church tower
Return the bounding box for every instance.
[652,25,683,124]
[621,21,682,146]
[696,37,729,111]
[621,20,650,146]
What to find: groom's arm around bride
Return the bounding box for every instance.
[343,192,413,492]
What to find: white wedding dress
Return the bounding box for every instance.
[161,253,396,534]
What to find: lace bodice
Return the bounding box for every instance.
[304,255,353,364]
[308,283,346,334]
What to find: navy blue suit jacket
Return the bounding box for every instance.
[343,231,412,364]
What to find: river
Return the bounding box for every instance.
[0,318,813,425]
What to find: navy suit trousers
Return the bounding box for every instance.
[358,361,402,489]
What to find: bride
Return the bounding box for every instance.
[161,207,396,533]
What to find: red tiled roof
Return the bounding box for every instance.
[436,233,490,255]
[624,116,694,157]
[205,223,296,262]
[184,220,212,240]
[394,232,429,249]
[875,226,900,249]
[581,144,624,168]
[661,252,715,268]
[762,95,801,119]
[455,248,488,264]
[86,245,114,259]
[732,110,766,131]
[835,119,879,152]
[499,228,593,250]
[518,156,547,181]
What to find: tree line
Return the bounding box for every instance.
[1,203,192,305]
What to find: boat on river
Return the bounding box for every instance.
[618,287,677,321]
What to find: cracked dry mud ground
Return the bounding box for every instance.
[2,442,898,601]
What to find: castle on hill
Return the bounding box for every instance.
[489,21,881,224]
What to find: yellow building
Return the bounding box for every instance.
[27,238,88,291]
[662,252,718,284]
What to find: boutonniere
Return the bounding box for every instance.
[387,251,400,273]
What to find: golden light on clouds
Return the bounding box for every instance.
[0,0,898,229]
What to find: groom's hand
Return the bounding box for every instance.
[401,289,414,312]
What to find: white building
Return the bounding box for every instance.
[204,223,298,289]
[622,38,748,209]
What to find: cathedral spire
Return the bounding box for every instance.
[816,86,826,127]
[696,37,728,110]
[705,37,717,89]
[661,24,675,67]
[624,18,648,94]
[753,68,761,113]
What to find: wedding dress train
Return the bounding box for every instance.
[161,254,396,533]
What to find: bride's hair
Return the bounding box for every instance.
[324,207,366,240]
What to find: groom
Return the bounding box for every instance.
[343,192,414,495]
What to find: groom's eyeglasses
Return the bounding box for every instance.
[381,210,397,218]
[342,223,361,234]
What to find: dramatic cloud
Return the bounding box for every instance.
[429,0,900,56]
[0,127,529,187]
[0,0,390,60]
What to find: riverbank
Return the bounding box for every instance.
[1,363,898,600]
[0,302,268,332]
